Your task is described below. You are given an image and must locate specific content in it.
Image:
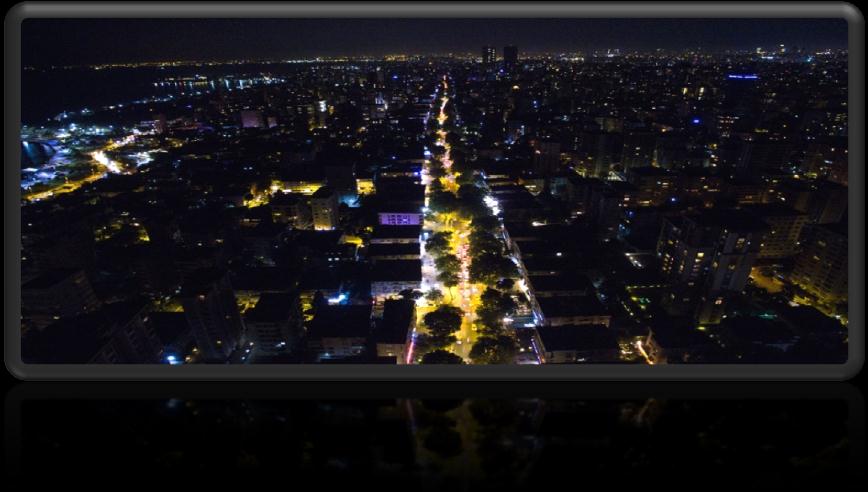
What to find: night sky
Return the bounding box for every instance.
[23,18,848,66]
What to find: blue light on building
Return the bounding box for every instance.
[328,293,348,305]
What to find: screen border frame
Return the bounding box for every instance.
[5,1,864,380]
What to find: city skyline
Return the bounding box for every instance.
[23,18,848,66]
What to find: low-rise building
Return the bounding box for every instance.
[244,292,303,354]
[536,295,611,327]
[374,299,416,363]
[366,242,421,261]
[534,324,619,363]
[370,225,422,244]
[306,304,373,361]
[370,260,422,301]
[311,186,340,230]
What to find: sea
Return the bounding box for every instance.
[21,62,307,125]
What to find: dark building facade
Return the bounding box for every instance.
[180,269,245,361]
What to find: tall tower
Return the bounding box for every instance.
[503,45,518,71]
[481,45,496,66]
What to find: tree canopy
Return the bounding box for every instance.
[424,289,445,305]
[425,231,453,257]
[434,253,461,274]
[428,190,458,214]
[423,305,463,347]
[469,335,517,365]
[469,252,517,285]
[471,214,500,233]
[475,287,517,334]
[421,349,464,365]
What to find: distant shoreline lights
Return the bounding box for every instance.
[727,74,759,80]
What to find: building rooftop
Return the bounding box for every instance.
[687,208,770,232]
[180,267,228,297]
[514,239,568,257]
[722,316,798,345]
[627,166,675,178]
[367,242,421,258]
[537,324,617,352]
[231,267,296,292]
[521,256,572,275]
[22,299,148,363]
[270,191,307,206]
[240,221,287,238]
[377,201,423,214]
[22,268,82,290]
[285,229,345,251]
[308,304,372,338]
[376,299,415,344]
[528,274,593,294]
[246,292,298,323]
[648,317,712,348]
[311,185,336,199]
[371,260,422,282]
[297,270,342,292]
[371,225,422,240]
[743,203,806,218]
[538,295,608,319]
[148,311,191,345]
[23,313,109,363]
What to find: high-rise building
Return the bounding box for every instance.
[791,222,848,306]
[180,269,245,362]
[621,130,657,170]
[658,210,766,289]
[311,186,340,230]
[657,210,767,323]
[503,45,518,70]
[745,204,810,259]
[735,137,793,172]
[703,219,765,293]
[481,45,496,66]
[154,113,168,134]
[778,179,847,225]
[366,68,385,88]
[658,217,715,285]
[722,72,761,116]
[313,99,328,128]
[625,166,678,207]
[531,139,561,176]
[589,181,637,239]
[581,130,620,178]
